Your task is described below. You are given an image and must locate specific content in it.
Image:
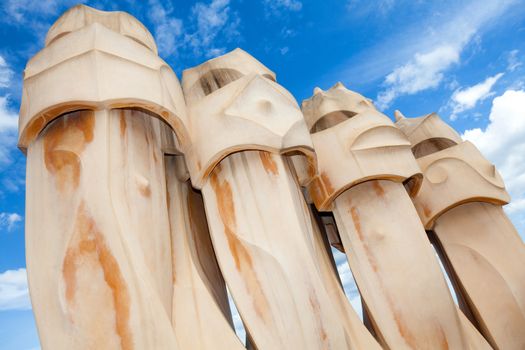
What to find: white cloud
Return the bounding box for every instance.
[263,0,302,15]
[0,95,18,131]
[148,0,240,59]
[2,0,61,23]
[0,55,19,168]
[185,0,240,58]
[346,0,396,17]
[0,212,22,231]
[147,0,183,57]
[0,268,31,311]
[507,49,522,72]
[280,47,289,55]
[333,0,517,108]
[462,89,525,238]
[377,45,460,109]
[0,56,13,88]
[449,73,504,120]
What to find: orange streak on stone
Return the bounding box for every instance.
[436,324,449,350]
[349,205,378,272]
[209,166,270,321]
[119,111,127,138]
[309,291,329,348]
[392,310,417,349]
[259,151,279,175]
[43,111,95,194]
[372,181,385,197]
[423,204,432,218]
[320,172,335,194]
[62,202,133,349]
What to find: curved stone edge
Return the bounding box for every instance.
[18,23,189,152]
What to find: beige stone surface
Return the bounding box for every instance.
[165,156,245,350]
[183,50,378,349]
[18,6,188,151]
[435,202,525,349]
[299,83,470,349]
[396,112,509,229]
[301,83,421,210]
[19,4,524,349]
[26,109,179,349]
[397,111,525,349]
[45,5,158,53]
[181,49,315,189]
[201,151,374,349]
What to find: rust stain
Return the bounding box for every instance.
[436,325,449,350]
[62,201,133,349]
[259,151,279,175]
[372,181,385,197]
[119,111,127,138]
[307,161,316,178]
[309,291,329,347]
[422,204,432,217]
[209,171,248,269]
[320,172,335,194]
[350,207,363,241]
[43,111,95,194]
[350,206,378,272]
[392,309,417,349]
[209,168,270,321]
[309,178,326,209]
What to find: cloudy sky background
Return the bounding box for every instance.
[1,0,525,348]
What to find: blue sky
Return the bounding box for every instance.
[1,0,525,348]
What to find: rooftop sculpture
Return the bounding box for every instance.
[19,5,525,350]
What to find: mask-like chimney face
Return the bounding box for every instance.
[45,5,158,53]
[180,48,314,189]
[222,75,304,137]
[198,69,245,96]
[182,48,277,104]
[303,82,375,133]
[300,82,422,210]
[395,112,463,159]
[18,4,188,152]
[395,112,509,228]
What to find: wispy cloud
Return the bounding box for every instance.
[263,0,302,16]
[0,55,19,168]
[377,45,460,109]
[507,49,522,72]
[346,0,397,17]
[0,268,31,311]
[373,0,518,109]
[2,0,61,23]
[0,212,22,231]
[147,0,240,59]
[328,0,518,106]
[185,0,240,58]
[448,72,503,120]
[0,96,18,131]
[0,56,13,89]
[147,0,183,57]
[462,89,525,237]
